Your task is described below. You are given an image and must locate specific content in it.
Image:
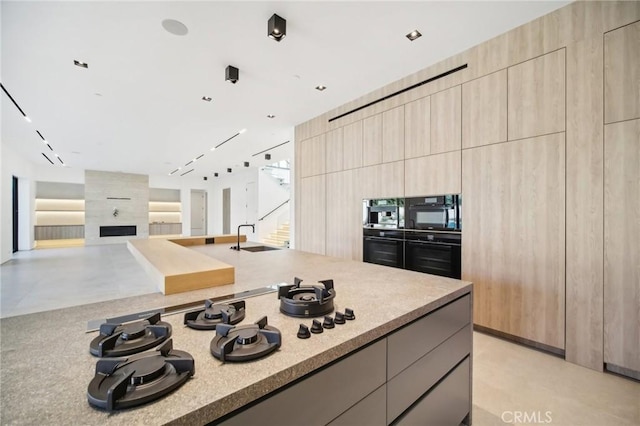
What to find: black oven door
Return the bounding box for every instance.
[404,232,461,278]
[363,229,404,269]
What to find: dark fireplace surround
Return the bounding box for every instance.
[100,226,137,237]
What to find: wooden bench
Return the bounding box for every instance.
[127,235,244,295]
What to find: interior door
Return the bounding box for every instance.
[223,188,231,235]
[190,190,206,236]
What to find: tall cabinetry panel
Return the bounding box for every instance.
[363,114,383,166]
[405,151,461,197]
[462,70,508,149]
[298,175,326,255]
[565,37,604,371]
[361,161,404,199]
[508,49,566,140]
[326,170,362,261]
[462,133,565,350]
[604,21,640,124]
[343,120,364,170]
[299,135,326,178]
[431,86,461,154]
[404,97,430,159]
[382,106,405,163]
[326,128,344,173]
[604,119,640,375]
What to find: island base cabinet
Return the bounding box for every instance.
[328,385,387,426]
[393,357,470,426]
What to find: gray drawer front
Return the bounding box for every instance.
[387,324,471,424]
[328,385,387,426]
[220,339,387,426]
[394,357,470,426]
[388,295,470,379]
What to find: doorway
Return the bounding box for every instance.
[222,188,231,235]
[12,176,18,253]
[190,190,207,236]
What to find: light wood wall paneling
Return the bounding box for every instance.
[462,70,508,149]
[326,170,362,261]
[604,21,640,124]
[294,138,303,249]
[431,85,462,154]
[325,128,344,173]
[363,114,383,166]
[382,106,405,163]
[404,97,431,159]
[343,120,364,170]
[565,36,604,371]
[405,151,461,197]
[361,161,404,199]
[298,175,326,255]
[462,133,565,350]
[299,134,327,178]
[508,49,566,141]
[604,119,640,373]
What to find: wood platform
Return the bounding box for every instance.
[127,235,241,295]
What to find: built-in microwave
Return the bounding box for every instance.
[406,194,461,231]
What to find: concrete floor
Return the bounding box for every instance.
[1,244,638,425]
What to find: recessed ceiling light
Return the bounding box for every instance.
[315,85,327,91]
[73,60,88,68]
[210,146,216,151]
[162,19,189,36]
[202,96,212,102]
[406,30,422,41]
[267,114,275,119]
[238,128,247,134]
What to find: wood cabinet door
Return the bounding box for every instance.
[462,70,507,149]
[363,114,383,166]
[604,21,640,124]
[343,120,364,170]
[431,85,461,154]
[382,106,405,163]
[326,127,344,173]
[326,169,362,261]
[508,49,565,140]
[298,175,326,255]
[462,133,565,350]
[604,119,640,373]
[298,134,326,178]
[404,96,431,159]
[404,151,461,197]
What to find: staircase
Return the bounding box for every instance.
[263,222,290,248]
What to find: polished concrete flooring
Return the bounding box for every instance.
[1,244,638,424]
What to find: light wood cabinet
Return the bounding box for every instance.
[404,97,431,159]
[298,175,326,255]
[604,119,640,374]
[382,106,405,163]
[405,151,461,196]
[325,128,344,173]
[462,70,507,149]
[360,161,404,199]
[604,21,640,124]
[363,114,383,166]
[343,120,364,170]
[462,133,566,350]
[508,49,566,140]
[431,85,461,154]
[299,134,326,178]
[326,170,362,261]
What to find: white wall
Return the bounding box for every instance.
[210,169,259,240]
[258,169,290,241]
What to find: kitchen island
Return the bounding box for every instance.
[0,243,472,425]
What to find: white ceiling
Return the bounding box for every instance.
[1,1,569,179]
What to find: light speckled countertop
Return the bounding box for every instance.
[0,243,472,425]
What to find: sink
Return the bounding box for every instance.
[240,245,281,252]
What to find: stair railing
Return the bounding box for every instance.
[258,199,290,222]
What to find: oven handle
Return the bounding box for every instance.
[405,240,460,247]
[364,237,404,242]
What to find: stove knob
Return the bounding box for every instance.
[344,308,356,321]
[310,319,324,334]
[334,311,346,325]
[297,324,311,339]
[323,316,335,329]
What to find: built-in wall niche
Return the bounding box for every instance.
[149,188,181,235]
[34,182,86,241]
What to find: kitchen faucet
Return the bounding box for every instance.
[231,223,255,250]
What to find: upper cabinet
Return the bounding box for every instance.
[404,97,431,159]
[431,85,462,154]
[326,128,344,173]
[363,114,383,166]
[462,70,508,149]
[382,106,405,163]
[604,21,640,124]
[299,134,326,178]
[343,120,364,170]
[508,49,566,140]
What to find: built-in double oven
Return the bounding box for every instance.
[363,195,462,279]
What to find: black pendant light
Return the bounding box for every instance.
[268,14,286,42]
